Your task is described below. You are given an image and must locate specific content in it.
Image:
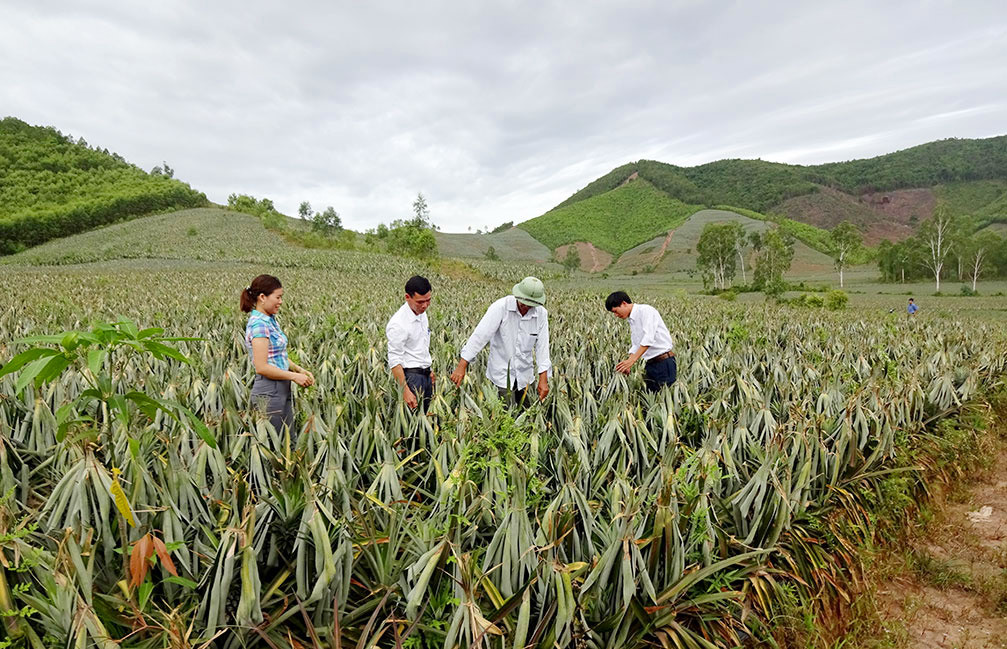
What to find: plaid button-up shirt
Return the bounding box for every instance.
[245,309,289,370]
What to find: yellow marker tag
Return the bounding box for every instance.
[109,474,136,528]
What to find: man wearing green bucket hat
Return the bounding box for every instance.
[450,276,552,405]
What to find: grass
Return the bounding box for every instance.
[518,178,700,255]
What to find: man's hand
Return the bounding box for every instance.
[537,374,549,401]
[450,359,468,386]
[615,358,635,375]
[430,370,436,383]
[403,386,418,409]
[292,372,313,387]
[304,370,315,385]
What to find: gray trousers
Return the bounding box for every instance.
[250,376,294,434]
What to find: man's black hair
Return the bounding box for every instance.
[908,297,914,302]
[605,290,632,312]
[405,275,432,296]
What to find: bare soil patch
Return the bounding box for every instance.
[873,448,1007,648]
[555,241,613,272]
[773,186,935,245]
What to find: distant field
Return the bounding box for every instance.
[434,227,552,262]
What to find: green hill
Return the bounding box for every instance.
[1,207,416,275]
[518,178,700,255]
[0,117,207,254]
[537,135,1007,248]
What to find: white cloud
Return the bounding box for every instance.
[2,0,1006,231]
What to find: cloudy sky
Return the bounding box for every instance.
[3,1,1006,232]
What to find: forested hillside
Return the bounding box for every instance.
[546,135,1007,228]
[0,117,206,254]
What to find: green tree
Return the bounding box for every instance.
[386,220,437,259]
[696,222,741,290]
[754,229,795,295]
[411,192,430,228]
[312,206,341,235]
[562,246,581,274]
[484,245,500,261]
[298,201,312,220]
[829,221,862,288]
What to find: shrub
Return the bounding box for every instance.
[960,285,979,297]
[825,290,849,311]
[718,290,738,302]
[802,294,825,308]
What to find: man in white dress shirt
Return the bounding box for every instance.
[450,276,551,405]
[386,276,434,410]
[605,291,676,392]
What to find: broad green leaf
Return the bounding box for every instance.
[0,347,60,378]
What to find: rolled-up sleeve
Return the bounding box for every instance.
[460,300,505,362]
[536,312,552,377]
[386,320,406,369]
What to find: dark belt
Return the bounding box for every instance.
[403,367,431,377]
[646,350,675,366]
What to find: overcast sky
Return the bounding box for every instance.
[3,1,1006,232]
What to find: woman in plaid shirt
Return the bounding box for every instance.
[240,274,314,435]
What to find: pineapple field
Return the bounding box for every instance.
[2,246,1006,648]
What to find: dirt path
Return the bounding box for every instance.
[556,242,612,273]
[874,447,1007,648]
[653,230,674,266]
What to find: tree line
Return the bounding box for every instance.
[697,211,1007,295]
[0,117,206,254]
[227,191,438,260]
[696,222,797,295]
[877,208,1007,292]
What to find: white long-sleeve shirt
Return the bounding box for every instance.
[459,296,551,389]
[386,302,432,369]
[627,303,674,361]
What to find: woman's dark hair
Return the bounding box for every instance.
[240,275,282,313]
[605,290,632,312]
[405,275,432,296]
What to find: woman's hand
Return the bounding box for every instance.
[292,372,313,387]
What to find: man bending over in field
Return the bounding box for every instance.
[386,275,434,410]
[450,276,551,407]
[605,291,676,391]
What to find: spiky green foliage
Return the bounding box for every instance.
[2,250,1006,648]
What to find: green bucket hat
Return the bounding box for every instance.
[513,276,546,307]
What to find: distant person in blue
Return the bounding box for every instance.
[907,297,919,317]
[241,274,314,435]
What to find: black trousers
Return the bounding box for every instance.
[497,383,531,409]
[404,367,433,410]
[643,356,677,392]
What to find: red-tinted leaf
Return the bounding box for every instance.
[151,536,178,577]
